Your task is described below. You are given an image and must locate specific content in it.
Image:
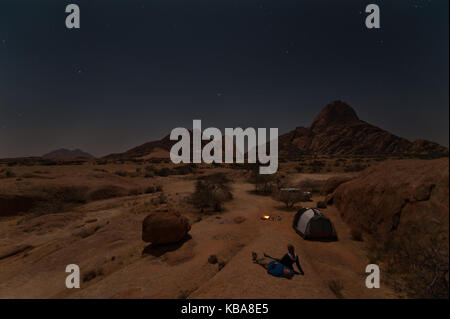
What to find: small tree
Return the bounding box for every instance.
[273,190,305,209]
[190,173,233,212]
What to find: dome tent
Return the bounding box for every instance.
[293,208,338,241]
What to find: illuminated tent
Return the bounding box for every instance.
[293,208,338,241]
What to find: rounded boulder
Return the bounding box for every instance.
[142,211,191,244]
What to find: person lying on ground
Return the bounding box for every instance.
[275,244,305,275]
[257,244,305,275]
[252,245,305,278]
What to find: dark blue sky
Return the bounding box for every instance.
[0,0,448,158]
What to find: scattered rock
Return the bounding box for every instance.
[208,255,218,264]
[194,217,202,223]
[142,210,191,245]
[218,261,226,271]
[233,216,246,224]
[317,201,327,209]
[83,268,104,283]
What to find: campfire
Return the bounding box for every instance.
[260,215,282,222]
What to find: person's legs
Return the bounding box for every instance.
[252,252,271,269]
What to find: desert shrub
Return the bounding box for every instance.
[21,173,39,179]
[47,186,89,204]
[32,185,89,215]
[344,164,367,172]
[172,164,195,175]
[144,186,156,194]
[155,167,171,177]
[310,160,325,169]
[145,165,155,173]
[82,268,104,283]
[5,170,16,178]
[367,221,449,299]
[190,175,232,212]
[89,185,126,201]
[93,168,108,173]
[157,192,167,204]
[298,178,326,194]
[143,165,155,177]
[248,172,275,195]
[350,229,364,241]
[34,170,50,174]
[144,185,162,194]
[273,190,306,209]
[128,188,142,196]
[317,201,327,209]
[114,170,140,178]
[328,280,344,298]
[114,170,128,177]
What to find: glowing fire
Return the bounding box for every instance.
[263,215,271,220]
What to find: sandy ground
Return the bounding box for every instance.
[0,171,398,299]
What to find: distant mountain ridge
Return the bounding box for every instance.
[104,101,448,160]
[42,148,94,159]
[277,101,448,158]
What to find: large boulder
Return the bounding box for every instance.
[333,158,449,235]
[142,211,191,244]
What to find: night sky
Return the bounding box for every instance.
[0,0,448,158]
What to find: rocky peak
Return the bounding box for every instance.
[310,100,360,132]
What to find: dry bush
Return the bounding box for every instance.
[32,185,89,215]
[328,280,344,298]
[89,185,126,201]
[367,221,449,299]
[248,170,289,196]
[114,170,129,177]
[350,229,364,242]
[0,169,16,178]
[128,188,142,196]
[309,160,325,173]
[82,267,104,283]
[144,164,195,177]
[344,164,367,172]
[298,178,326,194]
[190,173,233,212]
[273,190,306,209]
[144,185,162,194]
